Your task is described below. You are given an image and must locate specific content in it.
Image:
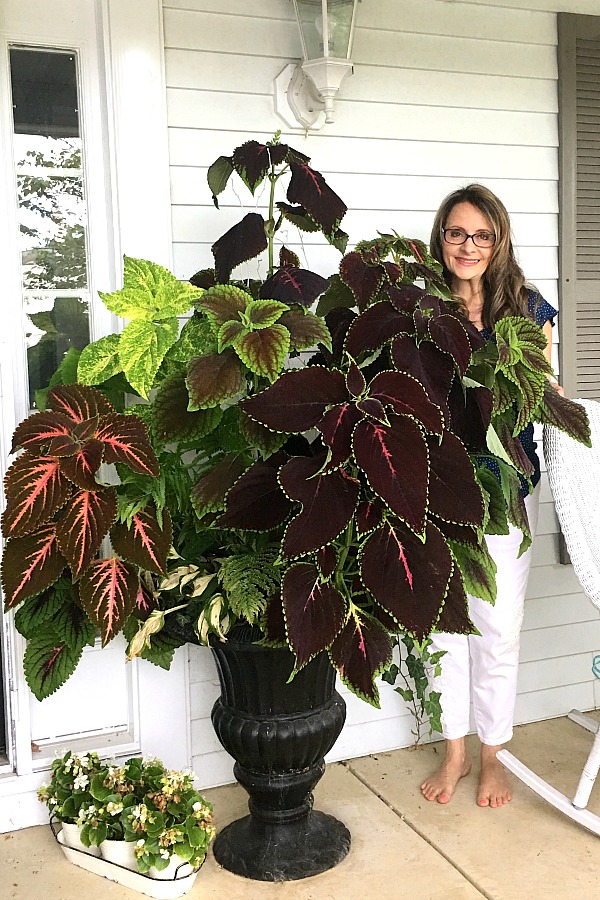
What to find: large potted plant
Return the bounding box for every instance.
[2,136,591,881]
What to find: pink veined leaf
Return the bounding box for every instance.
[110,504,172,575]
[317,403,362,471]
[58,439,104,491]
[353,416,430,534]
[2,454,72,537]
[329,613,393,706]
[95,413,159,476]
[78,557,140,645]
[361,520,454,640]
[282,562,347,667]
[10,411,73,454]
[55,488,118,579]
[259,267,328,308]
[47,383,115,423]
[1,524,67,609]
[135,580,159,620]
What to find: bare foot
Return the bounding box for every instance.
[478,744,511,807]
[421,738,472,804]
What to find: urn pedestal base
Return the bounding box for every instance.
[210,631,350,882]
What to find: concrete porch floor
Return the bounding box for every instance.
[3,714,600,900]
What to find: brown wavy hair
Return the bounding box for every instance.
[429,184,533,330]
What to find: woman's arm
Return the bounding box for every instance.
[542,320,564,395]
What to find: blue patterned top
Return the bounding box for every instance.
[479,289,557,497]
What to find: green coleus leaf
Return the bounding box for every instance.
[119,318,180,399]
[53,600,97,649]
[152,372,223,443]
[14,579,73,638]
[450,540,497,604]
[476,465,510,536]
[186,351,244,409]
[218,319,246,351]
[234,324,290,381]
[207,155,234,207]
[166,315,217,362]
[23,632,86,700]
[77,333,122,386]
[98,256,201,320]
[315,274,356,317]
[279,309,333,353]
[196,284,250,336]
[512,366,546,433]
[244,299,288,328]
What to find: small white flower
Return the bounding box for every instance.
[136,839,146,847]
[192,802,203,812]
[160,849,170,859]
[73,773,89,790]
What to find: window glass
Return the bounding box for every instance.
[10,47,90,405]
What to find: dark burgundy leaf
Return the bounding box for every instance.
[242,366,347,432]
[418,294,446,318]
[283,563,346,667]
[430,514,480,548]
[436,564,474,634]
[56,487,118,579]
[2,454,72,537]
[280,454,359,558]
[329,613,393,705]
[72,416,100,442]
[153,373,222,443]
[259,267,328,307]
[317,403,362,471]
[217,458,293,530]
[386,282,425,313]
[357,398,389,423]
[353,416,429,533]
[278,309,332,353]
[428,314,473,375]
[317,545,337,579]
[340,252,386,312]
[94,413,158,476]
[356,500,383,536]
[346,361,366,398]
[344,300,413,358]
[211,212,267,283]
[383,261,403,284]
[320,307,356,366]
[276,202,319,234]
[232,140,271,193]
[189,268,216,289]
[427,432,485,527]
[279,246,301,268]
[135,581,158,621]
[287,162,347,240]
[368,371,444,435]
[447,381,492,451]
[263,588,287,644]
[493,419,535,477]
[391,335,455,409]
[47,434,79,457]
[537,384,591,446]
[362,520,453,640]
[1,524,67,610]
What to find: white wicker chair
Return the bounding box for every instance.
[497,399,600,835]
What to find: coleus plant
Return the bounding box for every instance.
[1,136,349,698]
[0,383,171,698]
[210,235,591,704]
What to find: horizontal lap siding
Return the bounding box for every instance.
[163,0,599,785]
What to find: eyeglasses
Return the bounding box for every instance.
[442,228,496,249]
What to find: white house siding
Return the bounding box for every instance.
[162,0,600,788]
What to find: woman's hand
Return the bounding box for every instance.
[547,376,564,396]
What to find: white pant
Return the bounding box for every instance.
[429,483,540,746]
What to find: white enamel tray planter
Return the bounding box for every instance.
[53,823,201,899]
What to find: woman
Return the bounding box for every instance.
[421,184,562,809]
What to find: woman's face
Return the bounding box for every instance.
[442,201,495,287]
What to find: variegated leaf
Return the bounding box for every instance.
[56,487,118,579]
[1,525,67,609]
[95,413,159,476]
[79,557,140,644]
[110,504,172,575]
[2,454,72,537]
[234,324,290,381]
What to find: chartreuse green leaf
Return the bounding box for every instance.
[119,318,180,398]
[99,256,201,320]
[23,632,87,700]
[167,315,217,362]
[77,333,122,385]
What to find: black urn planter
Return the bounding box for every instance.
[210,628,351,881]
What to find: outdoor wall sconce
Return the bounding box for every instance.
[275,0,359,130]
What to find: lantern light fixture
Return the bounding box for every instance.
[275,0,359,131]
